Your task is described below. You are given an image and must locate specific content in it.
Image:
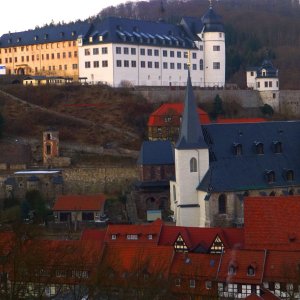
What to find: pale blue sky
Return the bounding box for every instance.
[1,0,134,35]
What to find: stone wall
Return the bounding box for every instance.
[63,166,138,194]
[279,91,300,117]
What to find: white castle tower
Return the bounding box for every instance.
[200,3,226,87]
[170,70,209,227]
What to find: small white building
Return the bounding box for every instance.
[78,5,225,88]
[246,60,279,110]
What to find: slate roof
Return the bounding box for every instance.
[201,7,224,32]
[0,21,91,47]
[82,17,198,49]
[198,121,300,192]
[257,60,278,78]
[137,140,174,165]
[176,71,208,150]
[53,194,106,211]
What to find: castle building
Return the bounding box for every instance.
[0,5,225,87]
[246,60,280,110]
[170,70,300,228]
[78,5,225,87]
[0,22,90,79]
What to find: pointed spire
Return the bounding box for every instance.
[176,71,207,149]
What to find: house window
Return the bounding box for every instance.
[273,93,276,99]
[163,62,168,69]
[93,48,99,55]
[213,62,220,69]
[257,82,260,88]
[273,141,282,153]
[190,157,197,172]
[233,143,242,155]
[93,61,99,68]
[286,169,294,181]
[102,60,108,67]
[82,212,94,221]
[84,49,90,56]
[255,142,264,154]
[85,61,91,68]
[131,60,137,68]
[192,64,197,70]
[116,60,122,67]
[102,47,108,54]
[154,49,159,56]
[266,170,275,183]
[124,47,129,54]
[124,60,129,67]
[155,62,159,69]
[126,234,138,240]
[162,50,167,57]
[251,71,254,76]
[213,45,220,51]
[218,194,226,214]
[116,47,121,54]
[140,48,145,55]
[192,52,197,59]
[228,264,236,275]
[269,81,272,87]
[190,279,196,288]
[265,81,268,88]
[174,234,188,252]
[148,234,153,240]
[177,51,181,58]
[199,59,204,70]
[173,185,176,202]
[175,278,181,286]
[170,50,174,57]
[141,61,145,68]
[148,61,152,68]
[111,234,117,240]
[170,63,175,69]
[177,63,182,70]
[131,48,136,55]
[147,49,152,56]
[46,144,51,155]
[247,266,255,276]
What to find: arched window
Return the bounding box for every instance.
[190,157,197,172]
[266,170,276,184]
[255,142,264,155]
[247,265,255,276]
[228,263,237,275]
[233,143,242,155]
[218,194,227,214]
[286,169,294,181]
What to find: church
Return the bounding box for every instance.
[170,70,300,227]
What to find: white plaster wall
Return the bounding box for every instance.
[246,71,257,89]
[177,206,200,227]
[256,77,279,91]
[203,31,225,87]
[80,42,205,87]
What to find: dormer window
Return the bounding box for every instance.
[44,34,48,40]
[266,170,276,183]
[17,37,21,43]
[126,234,138,240]
[148,234,153,240]
[233,143,242,155]
[164,116,172,122]
[210,235,224,254]
[89,36,93,43]
[174,234,188,253]
[255,142,264,154]
[60,32,64,37]
[247,264,256,276]
[34,35,38,41]
[228,262,237,275]
[262,69,266,76]
[72,31,76,36]
[286,169,294,181]
[273,141,282,154]
[111,234,117,240]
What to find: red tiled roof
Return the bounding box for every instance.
[105,219,163,243]
[217,118,266,124]
[244,196,300,250]
[81,228,106,241]
[53,194,106,211]
[217,249,266,284]
[148,103,211,126]
[158,224,244,251]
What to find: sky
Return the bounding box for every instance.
[1,0,132,36]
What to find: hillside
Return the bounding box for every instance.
[0,84,155,151]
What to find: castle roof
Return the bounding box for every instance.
[176,71,208,150]
[0,21,91,47]
[201,7,224,33]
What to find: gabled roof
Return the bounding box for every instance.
[53,194,106,211]
[201,7,224,33]
[217,249,266,284]
[158,225,244,252]
[244,196,300,250]
[198,121,300,192]
[147,102,211,127]
[0,21,91,47]
[137,140,174,165]
[176,71,208,150]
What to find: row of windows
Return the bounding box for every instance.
[111,234,153,240]
[233,141,283,156]
[228,264,256,276]
[0,41,76,54]
[0,51,77,64]
[257,81,279,88]
[85,60,108,68]
[84,47,108,55]
[25,64,77,73]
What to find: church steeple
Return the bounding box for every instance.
[176,71,207,149]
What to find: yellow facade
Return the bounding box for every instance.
[0,40,79,80]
